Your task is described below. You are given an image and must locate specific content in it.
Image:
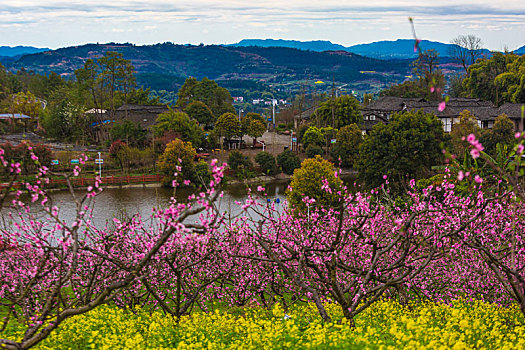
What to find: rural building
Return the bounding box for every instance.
[361,97,524,133]
[114,104,170,129]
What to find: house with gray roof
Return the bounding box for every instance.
[114,104,171,129]
[361,97,524,133]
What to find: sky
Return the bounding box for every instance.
[1,0,525,51]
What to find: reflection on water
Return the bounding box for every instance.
[1,176,357,229]
[1,180,290,229]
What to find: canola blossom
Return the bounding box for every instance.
[4,301,525,349]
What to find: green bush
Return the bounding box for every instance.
[255,151,278,175]
[302,126,324,149]
[297,125,309,144]
[277,150,301,175]
[330,124,363,168]
[306,145,324,159]
[194,160,211,186]
[287,155,343,211]
[228,151,253,172]
[157,139,197,187]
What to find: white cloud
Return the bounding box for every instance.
[0,1,524,49]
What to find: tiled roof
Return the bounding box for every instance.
[363,97,524,121]
[497,103,525,120]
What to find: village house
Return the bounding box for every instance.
[361,96,525,133]
[87,105,171,143]
[114,104,170,130]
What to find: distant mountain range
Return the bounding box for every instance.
[516,45,525,55]
[0,45,49,57]
[232,39,348,53]
[5,38,523,96]
[231,39,510,59]
[0,43,410,94]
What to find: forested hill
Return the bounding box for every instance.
[231,39,348,52]
[230,39,497,59]
[0,45,49,57]
[2,43,410,88]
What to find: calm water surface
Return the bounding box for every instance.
[1,181,290,229]
[1,176,357,229]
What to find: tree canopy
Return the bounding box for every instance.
[356,110,446,190]
[176,77,235,117]
[153,108,204,147]
[462,52,520,105]
[480,114,516,156]
[449,110,481,156]
[215,112,242,141]
[184,101,215,127]
[330,124,363,168]
[110,120,147,148]
[157,139,197,186]
[287,155,343,212]
[313,95,361,129]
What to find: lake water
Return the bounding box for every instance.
[1,175,358,230]
[1,180,290,229]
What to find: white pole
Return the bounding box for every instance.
[272,101,276,129]
[98,151,102,178]
[307,204,310,221]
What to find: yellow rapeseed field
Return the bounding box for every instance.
[6,299,525,349]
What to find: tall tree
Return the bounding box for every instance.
[356,110,446,190]
[313,95,361,129]
[97,51,136,119]
[153,108,204,147]
[75,51,136,117]
[176,77,235,118]
[247,119,266,146]
[214,112,242,145]
[450,34,484,75]
[184,101,215,128]
[330,123,363,168]
[462,52,515,105]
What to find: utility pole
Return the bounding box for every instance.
[97,151,102,177]
[331,78,336,129]
[238,108,243,122]
[272,100,276,129]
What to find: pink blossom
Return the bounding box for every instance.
[438,101,446,112]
